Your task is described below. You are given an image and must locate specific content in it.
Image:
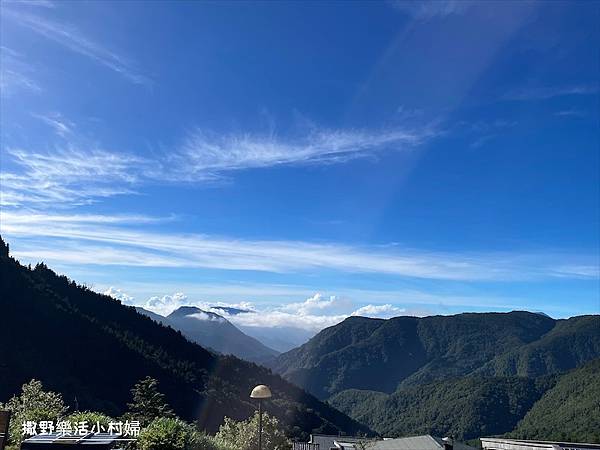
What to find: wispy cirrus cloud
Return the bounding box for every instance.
[2,211,597,282]
[2,4,150,85]
[554,109,587,118]
[0,46,42,97]
[503,84,599,101]
[31,112,75,137]
[2,0,55,8]
[0,147,143,206]
[0,123,437,207]
[174,126,433,180]
[388,0,475,19]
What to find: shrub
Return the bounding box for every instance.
[137,417,224,450]
[192,433,234,450]
[127,377,175,426]
[65,411,115,431]
[0,380,68,447]
[214,412,290,450]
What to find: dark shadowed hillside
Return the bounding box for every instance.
[0,236,369,439]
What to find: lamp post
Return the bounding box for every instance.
[250,385,272,450]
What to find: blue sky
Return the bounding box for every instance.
[1,0,598,333]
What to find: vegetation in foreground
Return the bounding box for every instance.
[1,378,291,450]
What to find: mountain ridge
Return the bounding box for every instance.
[134,305,280,363]
[272,311,581,398]
[166,306,279,363]
[283,309,600,441]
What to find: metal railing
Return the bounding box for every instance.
[292,443,319,450]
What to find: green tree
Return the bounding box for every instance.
[193,433,234,450]
[137,417,224,450]
[0,380,69,448]
[65,411,115,430]
[214,412,290,450]
[127,377,175,426]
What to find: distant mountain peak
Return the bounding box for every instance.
[165,305,201,316]
[162,305,279,361]
[168,306,226,322]
[210,306,253,315]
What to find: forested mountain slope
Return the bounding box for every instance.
[329,376,555,441]
[278,309,599,441]
[0,237,368,439]
[476,315,600,378]
[330,361,600,442]
[272,312,583,398]
[509,358,600,442]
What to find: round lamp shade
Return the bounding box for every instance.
[250,384,272,399]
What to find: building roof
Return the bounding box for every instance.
[302,434,476,450]
[365,435,475,450]
[480,438,600,450]
[21,433,124,450]
[309,434,372,450]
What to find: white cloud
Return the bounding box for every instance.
[1,123,437,207]
[2,6,150,85]
[504,85,599,101]
[145,292,188,316]
[282,293,349,315]
[554,110,586,118]
[2,0,55,8]
[549,265,600,279]
[2,211,597,282]
[0,46,42,97]
[1,147,144,206]
[389,0,474,19]
[32,112,75,137]
[93,280,584,333]
[209,301,256,313]
[351,303,405,318]
[189,312,226,323]
[103,286,135,305]
[134,292,419,334]
[225,309,349,333]
[2,212,170,225]
[173,126,433,181]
